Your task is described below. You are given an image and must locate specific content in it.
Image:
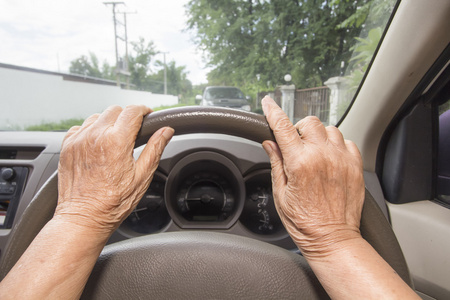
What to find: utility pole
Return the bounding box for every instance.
[158,52,169,94]
[103,2,125,87]
[163,52,168,94]
[118,11,136,89]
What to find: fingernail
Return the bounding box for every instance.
[162,127,175,140]
[262,97,269,111]
[262,141,273,156]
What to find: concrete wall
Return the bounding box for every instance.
[0,67,178,130]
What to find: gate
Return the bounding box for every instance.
[294,86,330,124]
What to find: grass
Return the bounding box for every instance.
[25,118,85,131]
[153,103,193,111]
[23,104,193,131]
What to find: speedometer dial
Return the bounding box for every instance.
[176,172,234,222]
[122,175,170,234]
[165,151,245,229]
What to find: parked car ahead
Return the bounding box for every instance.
[196,86,251,111]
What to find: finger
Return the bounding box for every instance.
[325,126,346,148]
[295,116,327,143]
[114,105,152,141]
[62,113,100,143]
[262,140,287,190]
[262,96,302,159]
[63,126,81,141]
[72,113,100,135]
[94,105,123,127]
[81,113,100,128]
[262,140,290,228]
[135,127,175,186]
[345,140,363,162]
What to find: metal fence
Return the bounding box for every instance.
[294,86,330,124]
[259,86,330,124]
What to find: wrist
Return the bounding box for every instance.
[54,196,125,236]
[291,226,363,260]
[50,214,112,247]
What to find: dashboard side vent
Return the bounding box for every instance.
[0,147,45,160]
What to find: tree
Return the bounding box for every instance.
[127,37,158,90]
[339,0,396,92]
[330,0,396,119]
[186,0,373,89]
[149,61,193,100]
[69,52,103,78]
[68,37,192,97]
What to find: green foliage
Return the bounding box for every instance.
[148,60,193,102]
[68,38,193,97]
[127,38,158,90]
[345,27,383,92]
[186,0,372,89]
[69,52,114,79]
[330,0,395,122]
[339,0,395,93]
[336,0,395,30]
[25,118,85,131]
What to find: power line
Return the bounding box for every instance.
[103,2,131,87]
[117,10,136,89]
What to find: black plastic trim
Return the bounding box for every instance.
[377,44,450,204]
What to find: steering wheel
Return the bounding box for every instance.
[0,107,412,299]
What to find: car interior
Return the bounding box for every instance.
[0,0,449,299]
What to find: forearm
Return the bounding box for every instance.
[304,237,419,299]
[0,216,110,299]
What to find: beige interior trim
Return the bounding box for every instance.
[388,201,450,299]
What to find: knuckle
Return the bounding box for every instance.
[87,113,101,119]
[302,115,321,124]
[125,104,148,114]
[272,115,293,133]
[326,126,344,137]
[103,105,123,115]
[325,125,339,132]
[297,116,323,131]
[108,105,123,111]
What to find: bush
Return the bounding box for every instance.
[25,118,85,131]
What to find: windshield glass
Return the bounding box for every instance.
[205,88,245,100]
[1,0,397,131]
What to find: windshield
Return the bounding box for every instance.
[1,0,397,131]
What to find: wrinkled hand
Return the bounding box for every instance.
[55,105,174,234]
[261,97,364,259]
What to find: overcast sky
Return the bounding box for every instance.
[0,0,209,84]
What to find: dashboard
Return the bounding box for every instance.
[113,133,296,249]
[0,131,297,254]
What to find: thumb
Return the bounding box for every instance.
[135,127,174,184]
[262,140,287,191]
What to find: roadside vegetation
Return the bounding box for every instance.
[68,0,386,103]
[24,102,189,131]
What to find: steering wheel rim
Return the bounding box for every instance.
[135,106,276,147]
[0,106,413,298]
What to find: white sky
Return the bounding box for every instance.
[0,0,209,84]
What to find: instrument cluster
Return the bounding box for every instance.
[120,150,285,238]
